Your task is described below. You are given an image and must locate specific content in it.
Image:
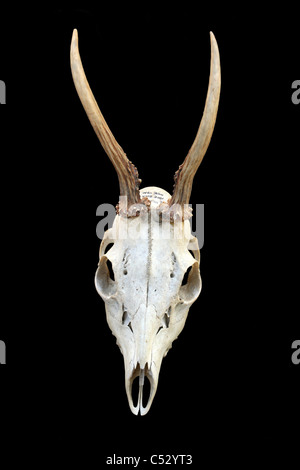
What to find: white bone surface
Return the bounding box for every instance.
[95,187,201,415]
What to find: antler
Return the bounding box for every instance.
[70,29,142,214]
[169,32,221,208]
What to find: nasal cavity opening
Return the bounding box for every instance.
[131,365,152,411]
[131,374,140,409]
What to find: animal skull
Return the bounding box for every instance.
[70,29,221,415]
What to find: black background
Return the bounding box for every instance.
[0,2,299,462]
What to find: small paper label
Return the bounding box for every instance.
[140,186,170,208]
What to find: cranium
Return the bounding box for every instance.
[70,29,221,415]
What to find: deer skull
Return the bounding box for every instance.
[70,29,221,415]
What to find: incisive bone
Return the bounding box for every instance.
[70,29,221,415]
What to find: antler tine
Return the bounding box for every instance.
[169,32,221,209]
[70,29,142,214]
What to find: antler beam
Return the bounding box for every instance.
[70,29,142,213]
[169,32,221,208]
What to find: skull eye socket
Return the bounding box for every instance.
[178,262,201,303]
[95,256,117,299]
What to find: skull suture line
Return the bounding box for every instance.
[70,29,221,415]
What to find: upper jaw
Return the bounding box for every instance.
[125,362,157,416]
